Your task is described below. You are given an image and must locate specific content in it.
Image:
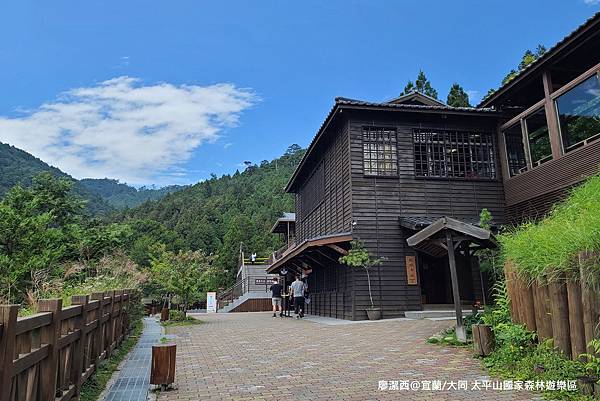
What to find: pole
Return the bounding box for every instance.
[446,231,466,342]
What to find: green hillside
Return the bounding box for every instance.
[79,178,183,209]
[122,144,305,284]
[0,142,114,215]
[0,142,182,214]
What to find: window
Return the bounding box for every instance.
[413,129,496,179]
[300,162,324,218]
[524,108,552,166]
[362,127,398,176]
[556,74,600,152]
[503,123,527,177]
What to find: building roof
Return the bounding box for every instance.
[386,91,447,107]
[405,216,498,257]
[266,232,352,273]
[270,212,296,234]
[285,96,499,192]
[479,11,600,108]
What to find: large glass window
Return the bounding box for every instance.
[524,108,552,166]
[556,74,600,151]
[362,127,398,176]
[503,124,527,177]
[413,130,496,179]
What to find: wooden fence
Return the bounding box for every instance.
[0,289,138,401]
[505,253,600,360]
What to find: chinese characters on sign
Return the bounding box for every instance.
[377,379,577,392]
[405,255,418,285]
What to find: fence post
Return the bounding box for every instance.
[580,251,600,354]
[38,299,62,401]
[106,291,115,354]
[71,295,88,397]
[549,279,572,358]
[0,305,18,401]
[91,292,104,364]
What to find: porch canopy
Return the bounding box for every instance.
[401,216,498,341]
[401,216,498,257]
[266,232,352,275]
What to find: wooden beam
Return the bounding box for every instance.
[543,70,563,159]
[446,231,466,342]
[327,244,348,255]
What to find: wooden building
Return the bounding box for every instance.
[480,12,600,223]
[267,12,600,320]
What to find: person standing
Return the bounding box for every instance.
[291,275,305,318]
[269,277,283,317]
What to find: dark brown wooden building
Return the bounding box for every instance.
[267,12,600,320]
[480,12,600,223]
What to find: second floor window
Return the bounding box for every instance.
[362,126,398,176]
[413,129,496,179]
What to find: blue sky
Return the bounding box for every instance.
[0,1,598,185]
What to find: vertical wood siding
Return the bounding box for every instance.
[348,111,505,319]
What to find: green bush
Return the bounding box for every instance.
[169,309,186,322]
[500,174,600,284]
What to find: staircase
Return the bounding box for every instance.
[217,274,276,313]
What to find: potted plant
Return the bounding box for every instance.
[340,240,383,320]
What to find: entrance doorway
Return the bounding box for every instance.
[417,252,477,306]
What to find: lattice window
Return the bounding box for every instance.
[413,129,496,179]
[300,162,325,218]
[362,127,398,176]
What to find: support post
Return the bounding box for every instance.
[0,305,18,401]
[446,231,465,342]
[38,299,62,401]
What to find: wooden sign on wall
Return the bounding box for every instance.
[406,256,418,285]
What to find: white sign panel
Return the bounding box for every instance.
[206,292,217,313]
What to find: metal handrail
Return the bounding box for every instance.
[217,275,275,309]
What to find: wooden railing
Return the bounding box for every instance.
[0,289,139,401]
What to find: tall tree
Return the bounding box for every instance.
[446,83,471,107]
[502,45,547,85]
[401,70,438,99]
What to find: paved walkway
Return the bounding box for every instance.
[103,317,162,401]
[157,312,541,401]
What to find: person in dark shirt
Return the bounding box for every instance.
[269,277,283,318]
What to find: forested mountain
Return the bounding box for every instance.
[0,142,114,215]
[122,144,305,285]
[79,179,183,209]
[0,142,182,214]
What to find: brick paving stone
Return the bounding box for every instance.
[156,313,542,401]
[104,317,162,401]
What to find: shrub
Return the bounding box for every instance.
[500,174,600,285]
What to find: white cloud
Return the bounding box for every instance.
[584,0,600,4]
[0,77,256,184]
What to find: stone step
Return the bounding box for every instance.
[404,309,476,319]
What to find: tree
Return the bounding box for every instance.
[401,70,438,99]
[446,83,471,107]
[151,249,211,317]
[339,240,382,309]
[502,45,547,85]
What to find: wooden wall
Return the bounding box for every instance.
[347,110,505,319]
[503,139,600,224]
[295,122,352,243]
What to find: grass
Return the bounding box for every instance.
[161,316,202,328]
[80,318,143,401]
[500,173,600,285]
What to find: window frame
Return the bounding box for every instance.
[361,126,399,178]
[412,128,498,181]
[554,71,600,153]
[498,62,600,179]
